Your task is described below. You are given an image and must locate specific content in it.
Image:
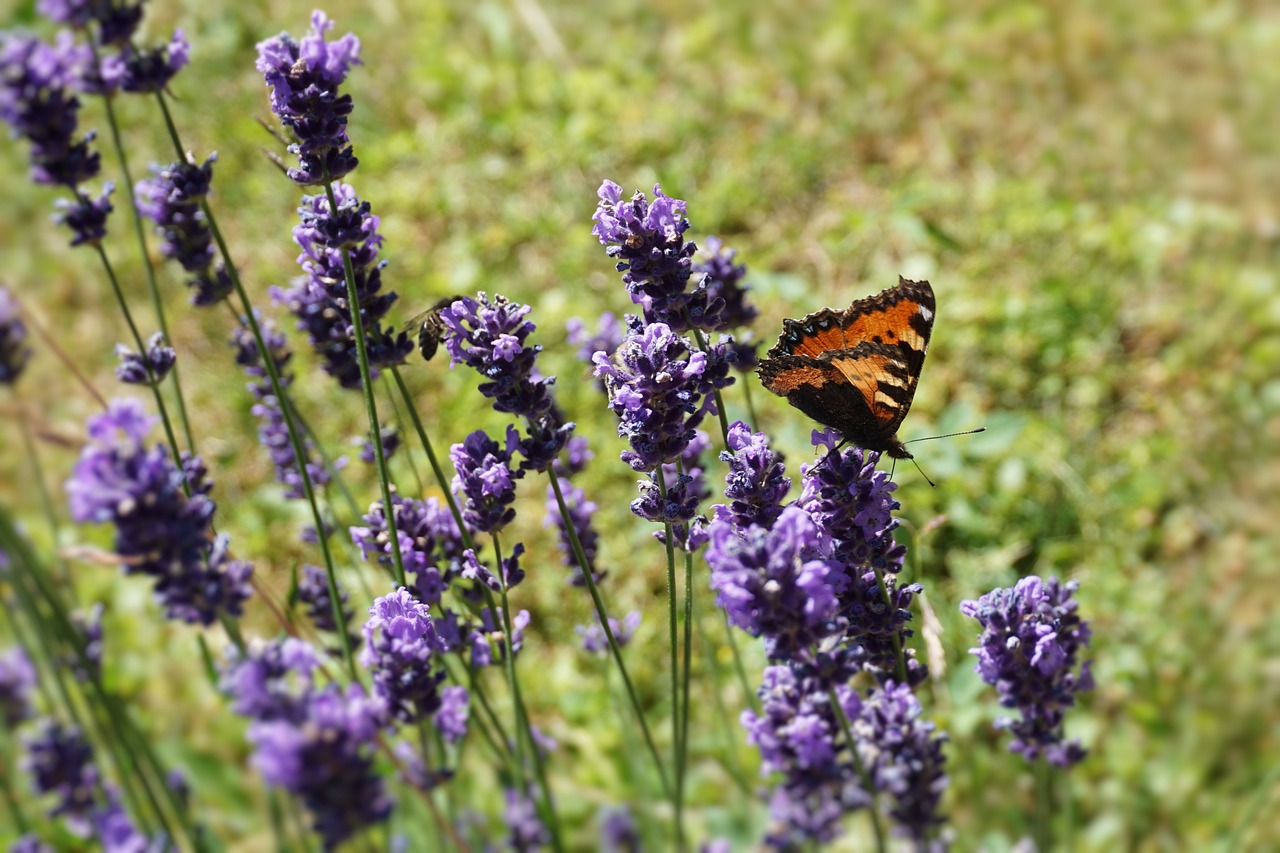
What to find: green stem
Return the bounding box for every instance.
[492,532,564,853]
[94,74,196,453]
[199,200,358,680]
[92,243,186,486]
[654,469,686,851]
[382,374,425,495]
[391,367,475,553]
[677,465,694,802]
[546,472,671,798]
[320,175,407,588]
[16,413,71,589]
[688,326,732,447]
[741,368,760,430]
[1035,756,1054,852]
[828,686,887,853]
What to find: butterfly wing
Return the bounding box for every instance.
[758,277,935,453]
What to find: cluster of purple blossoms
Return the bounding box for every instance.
[97,29,188,94]
[37,0,141,40]
[743,665,870,846]
[360,587,448,724]
[707,505,841,662]
[22,720,99,832]
[544,477,603,586]
[351,495,463,605]
[0,285,32,384]
[271,182,411,389]
[0,32,114,246]
[961,575,1094,767]
[450,427,523,534]
[694,236,760,369]
[65,399,252,625]
[576,611,641,657]
[232,316,332,500]
[224,638,392,848]
[358,427,399,464]
[599,806,641,853]
[296,563,352,635]
[114,331,175,386]
[504,788,550,852]
[847,681,950,849]
[715,420,791,530]
[256,11,360,186]
[566,311,626,366]
[463,606,531,669]
[1,646,37,726]
[37,0,188,94]
[801,430,923,685]
[461,544,526,593]
[592,181,724,333]
[744,667,949,848]
[135,154,233,305]
[593,322,730,474]
[440,292,574,472]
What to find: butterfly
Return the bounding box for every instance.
[757,277,934,460]
[402,294,465,361]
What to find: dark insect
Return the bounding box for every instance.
[403,295,465,361]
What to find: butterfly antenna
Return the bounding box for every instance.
[814,438,850,473]
[910,456,937,488]
[904,427,987,445]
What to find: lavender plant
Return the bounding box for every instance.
[0,8,1103,852]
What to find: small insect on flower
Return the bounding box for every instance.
[402,294,465,361]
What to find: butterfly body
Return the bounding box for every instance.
[757,277,935,459]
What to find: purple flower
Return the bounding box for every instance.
[695,236,760,368]
[742,665,869,847]
[272,182,411,389]
[460,545,525,592]
[22,721,99,831]
[0,285,32,385]
[845,681,949,847]
[232,316,332,500]
[135,154,231,306]
[256,11,361,185]
[567,311,625,368]
[65,399,252,625]
[361,587,447,724]
[53,184,114,247]
[715,420,790,530]
[0,32,99,188]
[435,685,469,744]
[593,181,725,332]
[961,575,1094,768]
[469,607,530,669]
[358,427,399,464]
[440,292,573,471]
[0,646,37,726]
[504,788,550,852]
[297,564,351,635]
[37,0,142,46]
[593,322,731,473]
[249,683,392,850]
[708,506,841,662]
[351,495,462,605]
[599,806,640,853]
[90,792,155,853]
[220,637,320,723]
[450,427,522,534]
[576,611,640,657]
[97,29,188,94]
[801,431,922,684]
[544,477,602,586]
[9,833,54,853]
[113,332,175,386]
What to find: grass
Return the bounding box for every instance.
[2,0,1278,849]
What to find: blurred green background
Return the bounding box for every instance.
[2,0,1278,849]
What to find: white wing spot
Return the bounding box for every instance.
[918,306,933,323]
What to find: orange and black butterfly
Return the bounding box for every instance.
[757,277,934,460]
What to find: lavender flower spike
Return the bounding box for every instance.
[66,398,252,625]
[450,427,523,534]
[135,154,232,306]
[0,285,32,385]
[256,10,361,185]
[593,181,725,332]
[0,646,37,726]
[361,587,447,724]
[714,419,790,530]
[961,575,1094,767]
[592,322,730,473]
[707,505,840,662]
[114,331,176,386]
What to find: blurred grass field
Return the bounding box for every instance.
[2,0,1279,849]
